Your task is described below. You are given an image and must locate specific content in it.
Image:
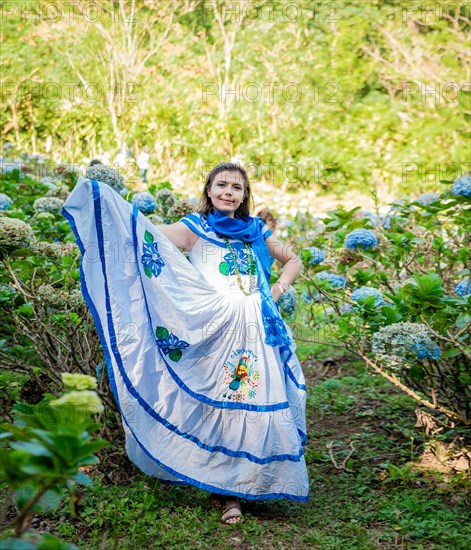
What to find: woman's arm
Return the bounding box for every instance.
[156,222,199,251]
[265,234,302,302]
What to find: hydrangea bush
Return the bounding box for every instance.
[295,178,470,425]
[0,173,118,426]
[278,285,298,318]
[33,197,64,213]
[345,228,378,250]
[85,163,125,192]
[0,192,12,210]
[132,191,157,214]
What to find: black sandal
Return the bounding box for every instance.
[221,504,242,524]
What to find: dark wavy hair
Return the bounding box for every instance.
[198,163,253,218]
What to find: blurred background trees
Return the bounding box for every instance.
[1,0,469,197]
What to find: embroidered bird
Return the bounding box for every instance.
[228,356,249,391]
[223,355,251,399]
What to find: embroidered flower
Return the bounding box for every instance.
[223,245,250,275]
[156,333,190,355]
[142,242,165,278]
[155,326,189,362]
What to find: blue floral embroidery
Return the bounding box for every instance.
[199,215,211,231]
[141,230,165,278]
[223,245,250,275]
[155,326,189,362]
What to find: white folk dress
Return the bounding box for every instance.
[62,177,309,501]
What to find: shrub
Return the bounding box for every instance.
[0,373,107,540]
[299,189,470,425]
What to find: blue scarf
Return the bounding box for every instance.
[206,210,290,348]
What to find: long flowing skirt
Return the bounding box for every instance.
[62,177,309,501]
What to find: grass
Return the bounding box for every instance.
[2,343,470,549]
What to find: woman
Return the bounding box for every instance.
[62,162,309,525]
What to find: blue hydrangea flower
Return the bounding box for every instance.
[451,175,471,198]
[316,271,347,289]
[455,278,471,297]
[278,285,298,315]
[415,192,440,206]
[301,291,314,304]
[351,286,384,307]
[0,193,12,211]
[132,192,157,214]
[141,242,165,277]
[33,197,64,213]
[413,340,441,360]
[305,246,326,265]
[360,211,380,226]
[85,164,125,192]
[372,322,441,370]
[345,229,378,250]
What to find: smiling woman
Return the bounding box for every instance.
[62,162,307,526]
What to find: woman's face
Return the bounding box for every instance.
[207,170,246,218]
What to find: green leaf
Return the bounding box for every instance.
[0,539,37,550]
[71,471,93,486]
[155,326,169,339]
[219,262,230,275]
[408,366,426,382]
[380,306,402,324]
[168,349,183,362]
[143,267,152,278]
[144,230,154,243]
[34,488,63,513]
[456,313,471,329]
[16,304,34,317]
[441,348,462,358]
[11,441,53,457]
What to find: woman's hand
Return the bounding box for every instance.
[271,283,283,302]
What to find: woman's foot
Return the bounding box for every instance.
[222,498,242,524]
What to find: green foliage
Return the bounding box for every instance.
[0,374,107,542]
[1,1,468,194]
[296,189,471,424]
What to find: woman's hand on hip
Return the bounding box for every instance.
[271,284,283,302]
